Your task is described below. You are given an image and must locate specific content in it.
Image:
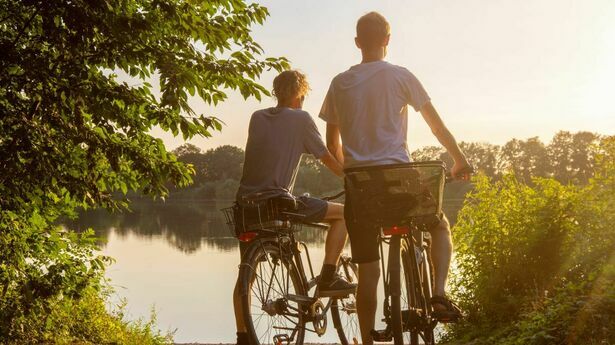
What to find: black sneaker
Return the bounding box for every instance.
[317,274,357,297]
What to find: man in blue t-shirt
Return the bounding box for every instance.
[232,70,356,345]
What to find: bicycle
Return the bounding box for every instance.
[341,160,472,345]
[222,192,359,345]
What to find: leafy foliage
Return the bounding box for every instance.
[0,0,287,342]
[445,136,615,344]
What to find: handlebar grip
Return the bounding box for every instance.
[445,166,475,182]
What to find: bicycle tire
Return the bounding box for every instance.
[330,255,360,345]
[240,240,306,345]
[389,235,404,344]
[402,237,436,345]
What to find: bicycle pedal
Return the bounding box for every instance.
[273,333,290,345]
[285,293,316,305]
[370,329,392,342]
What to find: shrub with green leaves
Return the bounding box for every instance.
[0,0,287,342]
[446,136,615,344]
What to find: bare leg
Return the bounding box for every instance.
[233,278,246,332]
[322,202,348,265]
[357,261,380,345]
[430,216,452,297]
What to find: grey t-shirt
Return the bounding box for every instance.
[319,61,430,169]
[236,107,328,201]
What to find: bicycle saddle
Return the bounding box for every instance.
[270,195,298,211]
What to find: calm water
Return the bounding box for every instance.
[67,198,464,343]
[66,200,341,343]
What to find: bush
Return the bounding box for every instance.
[445,137,615,344]
[0,214,172,344]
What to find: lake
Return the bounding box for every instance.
[66,196,465,343]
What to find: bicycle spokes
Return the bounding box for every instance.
[247,248,304,344]
[330,256,360,345]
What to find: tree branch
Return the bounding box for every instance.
[10,6,41,49]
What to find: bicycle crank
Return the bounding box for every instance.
[310,300,327,336]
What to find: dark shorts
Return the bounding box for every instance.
[238,195,328,257]
[344,191,450,264]
[343,194,380,264]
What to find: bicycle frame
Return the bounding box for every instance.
[376,225,436,339]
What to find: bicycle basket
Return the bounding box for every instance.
[221,197,295,238]
[344,161,445,226]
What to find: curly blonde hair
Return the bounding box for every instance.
[272,70,310,103]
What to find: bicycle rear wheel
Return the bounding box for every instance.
[331,255,359,345]
[389,235,404,344]
[240,240,306,345]
[402,237,436,345]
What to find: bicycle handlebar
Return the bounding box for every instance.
[321,190,346,201]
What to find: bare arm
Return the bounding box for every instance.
[420,102,471,178]
[326,123,344,166]
[320,151,344,177]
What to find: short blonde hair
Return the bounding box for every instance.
[272,70,310,103]
[356,12,390,49]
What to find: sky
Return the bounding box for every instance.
[152,0,615,152]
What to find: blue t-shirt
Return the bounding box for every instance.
[236,107,328,201]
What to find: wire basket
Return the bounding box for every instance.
[344,161,446,227]
[221,198,295,238]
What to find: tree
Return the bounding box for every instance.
[501,137,549,182]
[203,145,245,181]
[172,143,202,157]
[411,146,444,162]
[294,155,343,195]
[570,131,600,184]
[0,0,287,341]
[546,131,600,184]
[173,143,207,185]
[548,131,574,183]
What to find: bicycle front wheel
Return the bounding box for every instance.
[389,235,404,344]
[402,237,436,345]
[240,240,306,345]
[331,255,360,345]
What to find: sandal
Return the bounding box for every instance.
[431,295,462,323]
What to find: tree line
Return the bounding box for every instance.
[170,130,605,200]
[412,130,602,184]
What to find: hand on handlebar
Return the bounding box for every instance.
[451,160,474,181]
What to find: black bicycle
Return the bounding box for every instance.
[341,160,470,345]
[222,192,359,345]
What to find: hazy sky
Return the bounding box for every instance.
[152,0,615,152]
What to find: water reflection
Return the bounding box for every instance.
[64,200,329,253]
[61,197,464,343]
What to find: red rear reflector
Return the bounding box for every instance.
[238,232,258,242]
[383,226,409,236]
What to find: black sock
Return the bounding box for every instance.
[320,264,337,282]
[237,332,249,345]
